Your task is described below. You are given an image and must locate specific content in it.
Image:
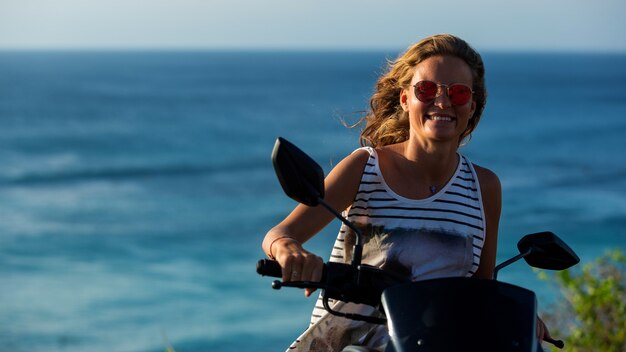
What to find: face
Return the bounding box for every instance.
[400,55,476,145]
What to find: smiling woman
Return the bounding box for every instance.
[358,36,486,149]
[261,34,505,351]
[401,55,476,146]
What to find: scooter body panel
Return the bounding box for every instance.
[382,277,537,352]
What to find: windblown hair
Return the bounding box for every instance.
[358,34,487,148]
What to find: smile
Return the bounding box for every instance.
[426,114,455,122]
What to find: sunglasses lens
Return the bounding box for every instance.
[448,84,472,105]
[415,81,473,106]
[415,81,438,102]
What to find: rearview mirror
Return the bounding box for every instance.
[271,137,325,207]
[518,231,580,270]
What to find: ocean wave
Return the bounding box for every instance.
[547,168,626,189]
[0,159,269,185]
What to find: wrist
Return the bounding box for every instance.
[267,235,297,260]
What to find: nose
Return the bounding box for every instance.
[433,87,452,108]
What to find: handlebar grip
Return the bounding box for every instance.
[256,259,283,278]
[544,338,564,349]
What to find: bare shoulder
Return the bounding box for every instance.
[472,163,501,195]
[328,148,371,179]
[343,148,371,166]
[322,148,371,211]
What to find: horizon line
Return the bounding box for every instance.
[1,46,625,55]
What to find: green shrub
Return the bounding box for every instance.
[539,250,626,352]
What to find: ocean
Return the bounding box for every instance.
[1,50,625,352]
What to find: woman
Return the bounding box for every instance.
[262,34,546,351]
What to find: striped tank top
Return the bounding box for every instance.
[287,147,486,351]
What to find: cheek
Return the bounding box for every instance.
[457,103,474,117]
[407,97,428,114]
[406,106,426,125]
[455,106,474,129]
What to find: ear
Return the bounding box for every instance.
[469,101,476,119]
[400,89,409,112]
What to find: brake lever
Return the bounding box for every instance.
[271,280,328,290]
[544,337,564,349]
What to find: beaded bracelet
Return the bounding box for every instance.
[268,235,294,260]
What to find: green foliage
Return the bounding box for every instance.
[162,331,177,352]
[540,250,626,352]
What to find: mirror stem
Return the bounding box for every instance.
[493,248,532,279]
[316,198,363,267]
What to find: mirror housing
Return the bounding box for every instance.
[518,231,580,270]
[271,137,325,207]
[494,231,580,279]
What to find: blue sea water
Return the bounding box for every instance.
[0,50,625,352]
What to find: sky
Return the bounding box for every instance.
[1,0,625,52]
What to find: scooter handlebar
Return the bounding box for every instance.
[256,258,405,308]
[544,337,565,349]
[256,259,283,278]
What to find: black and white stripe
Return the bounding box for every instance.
[308,147,486,326]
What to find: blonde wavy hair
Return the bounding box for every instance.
[358,34,487,148]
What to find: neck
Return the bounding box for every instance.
[399,139,459,188]
[403,139,458,167]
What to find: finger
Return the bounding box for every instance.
[290,266,302,281]
[544,326,553,340]
[536,320,543,341]
[299,261,313,282]
[305,258,324,297]
[310,256,324,282]
[288,257,304,282]
[281,266,291,282]
[281,256,294,282]
[299,255,320,282]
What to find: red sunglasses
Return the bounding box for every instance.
[413,80,474,106]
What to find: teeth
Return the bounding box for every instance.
[429,116,452,121]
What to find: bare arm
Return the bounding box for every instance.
[472,164,502,279]
[262,149,370,291]
[474,166,554,341]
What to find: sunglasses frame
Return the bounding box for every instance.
[412,80,474,106]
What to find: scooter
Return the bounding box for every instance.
[257,137,580,352]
